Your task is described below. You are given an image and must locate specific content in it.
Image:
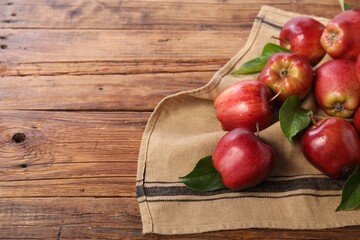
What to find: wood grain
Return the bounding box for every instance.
[0,111,149,180]
[0,111,144,197]
[0,29,242,62]
[0,0,356,77]
[0,59,226,76]
[0,29,244,76]
[0,0,357,30]
[0,176,136,197]
[1,197,359,239]
[0,72,213,110]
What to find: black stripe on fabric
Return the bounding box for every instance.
[137,193,341,204]
[137,185,146,198]
[136,177,344,198]
[255,16,283,30]
[140,173,326,185]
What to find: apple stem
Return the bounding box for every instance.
[271,36,290,45]
[270,90,283,102]
[309,113,319,127]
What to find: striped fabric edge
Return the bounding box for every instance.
[136,176,345,203]
[136,173,328,185]
[255,16,282,30]
[138,191,341,203]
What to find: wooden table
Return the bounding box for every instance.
[1,0,360,239]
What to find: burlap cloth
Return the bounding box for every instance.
[136,5,360,235]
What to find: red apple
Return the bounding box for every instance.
[214,80,274,132]
[357,53,360,81]
[314,59,360,118]
[279,16,326,66]
[258,52,314,104]
[212,128,275,190]
[301,117,360,179]
[320,10,360,61]
[354,107,360,133]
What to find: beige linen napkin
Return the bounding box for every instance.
[136,5,360,235]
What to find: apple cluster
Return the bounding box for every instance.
[212,10,360,190]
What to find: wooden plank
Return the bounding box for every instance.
[0,0,257,30]
[1,59,226,76]
[0,72,213,110]
[0,0,358,30]
[0,29,243,62]
[0,29,245,76]
[0,161,137,180]
[1,197,360,239]
[0,176,136,197]
[1,2,358,78]
[0,197,141,239]
[1,2,356,77]
[0,111,149,181]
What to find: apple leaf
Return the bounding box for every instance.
[179,155,227,192]
[344,4,352,10]
[336,165,360,211]
[339,0,353,11]
[232,43,291,75]
[279,96,312,144]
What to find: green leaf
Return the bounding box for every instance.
[232,55,269,74]
[339,0,353,11]
[336,165,360,211]
[261,42,291,55]
[279,96,312,144]
[232,43,291,75]
[179,155,227,192]
[344,3,353,10]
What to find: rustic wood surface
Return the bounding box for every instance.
[1,0,360,239]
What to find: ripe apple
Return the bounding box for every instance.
[278,16,326,66]
[357,53,360,81]
[301,117,360,179]
[212,128,275,190]
[320,10,360,60]
[258,52,314,104]
[214,80,274,132]
[354,107,360,133]
[314,59,360,118]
